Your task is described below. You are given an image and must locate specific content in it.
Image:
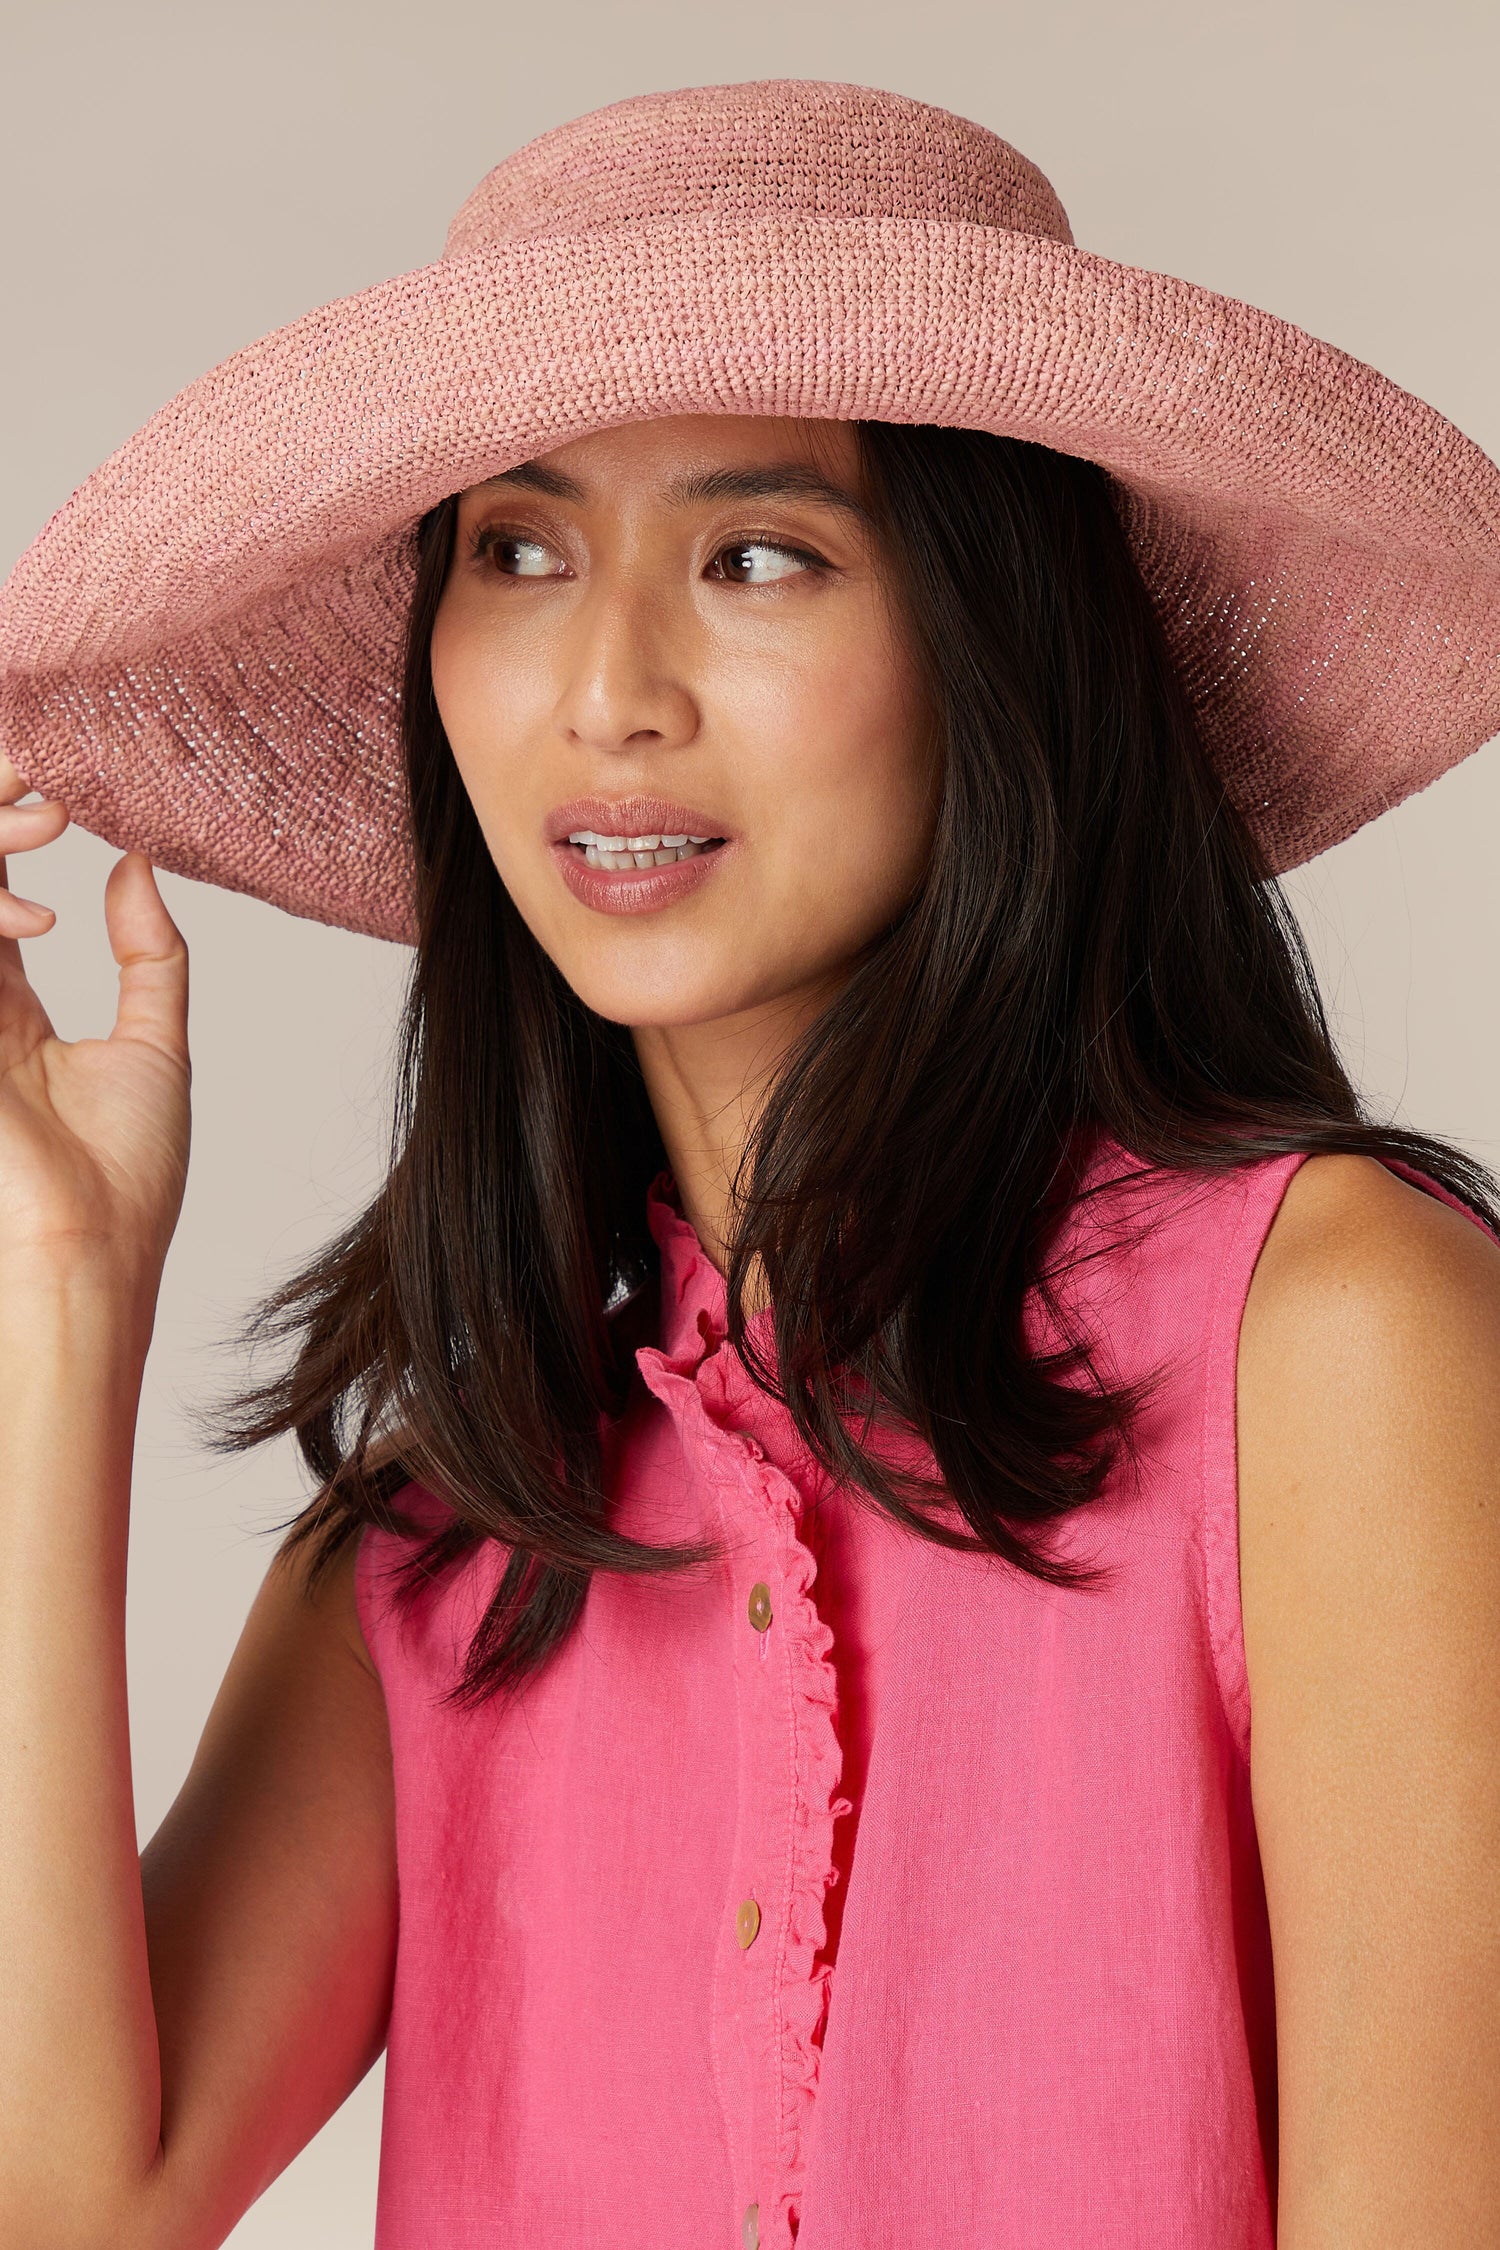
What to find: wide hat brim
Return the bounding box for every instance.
[2,207,1498,943]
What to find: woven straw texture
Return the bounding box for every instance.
[1,77,1498,943]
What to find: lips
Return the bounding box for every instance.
[543,796,732,847]
[552,840,729,916]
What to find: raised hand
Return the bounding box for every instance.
[0,752,191,1308]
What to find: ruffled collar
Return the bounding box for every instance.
[642,1169,782,1377]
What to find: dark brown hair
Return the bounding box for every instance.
[217,421,1500,1703]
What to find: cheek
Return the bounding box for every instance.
[763,637,939,914]
[430,604,489,762]
[428,606,538,856]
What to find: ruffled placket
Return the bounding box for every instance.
[634,1179,851,2249]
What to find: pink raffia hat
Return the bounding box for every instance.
[2,78,1498,944]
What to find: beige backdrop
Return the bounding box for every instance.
[3,2,1497,2240]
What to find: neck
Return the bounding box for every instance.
[631,976,843,1302]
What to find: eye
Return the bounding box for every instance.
[710,536,825,587]
[462,522,827,586]
[466,524,563,578]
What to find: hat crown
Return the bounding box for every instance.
[442,78,1074,257]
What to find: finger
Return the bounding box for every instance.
[0,799,68,850]
[104,854,189,1068]
[0,801,68,909]
[0,799,64,977]
[0,759,66,956]
[0,890,56,996]
[0,887,56,932]
[0,828,57,1035]
[0,751,43,807]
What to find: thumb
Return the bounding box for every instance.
[104,852,189,1067]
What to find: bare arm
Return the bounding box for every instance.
[1,1338,395,2250]
[0,758,396,2248]
[135,1532,395,2250]
[1238,1152,1500,2247]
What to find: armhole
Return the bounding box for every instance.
[1377,1153,1500,1247]
[351,1480,459,1684]
[353,1520,383,1681]
[1199,1150,1313,1769]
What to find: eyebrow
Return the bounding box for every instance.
[471,456,877,531]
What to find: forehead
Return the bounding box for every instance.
[462,413,874,528]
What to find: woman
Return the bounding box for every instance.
[0,79,1497,2250]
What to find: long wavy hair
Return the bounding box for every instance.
[217,419,1500,1704]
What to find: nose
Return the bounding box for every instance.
[552,572,699,757]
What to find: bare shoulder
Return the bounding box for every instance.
[1237,1144,1500,1661]
[265,1432,427,1689]
[1244,1146,1500,1337]
[266,1514,380,1682]
[1234,1149,1500,2232]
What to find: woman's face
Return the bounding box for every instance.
[429,413,940,1031]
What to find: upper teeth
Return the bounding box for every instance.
[567,832,712,849]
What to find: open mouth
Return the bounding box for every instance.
[565,829,727,870]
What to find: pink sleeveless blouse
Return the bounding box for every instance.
[354,1136,1472,2248]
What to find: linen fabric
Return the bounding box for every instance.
[3,78,1499,940]
[352,1136,1492,2248]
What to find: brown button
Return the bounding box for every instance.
[735,1896,761,1949]
[742,2202,760,2250]
[747,1581,773,1632]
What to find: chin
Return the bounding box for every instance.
[554,944,775,1030]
